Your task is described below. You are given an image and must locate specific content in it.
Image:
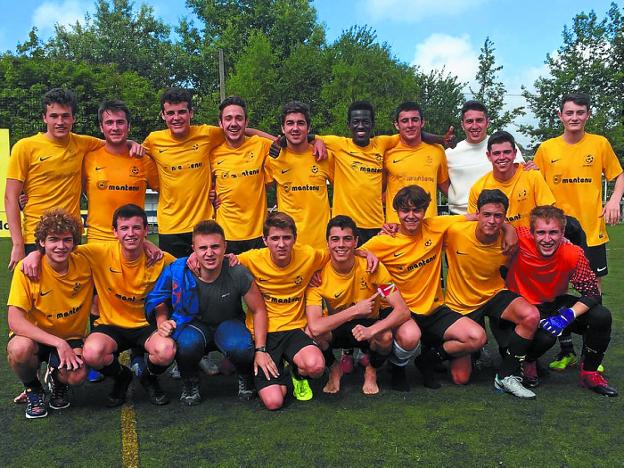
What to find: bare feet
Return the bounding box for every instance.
[362,365,379,395]
[323,362,342,394]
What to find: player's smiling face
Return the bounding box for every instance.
[394,110,424,146]
[487,141,516,176]
[161,101,193,139]
[327,226,357,264]
[193,233,225,272]
[532,218,564,257]
[461,110,489,144]
[43,103,75,141]
[41,231,74,266]
[348,109,373,147]
[558,101,590,134]
[282,112,309,148]
[397,204,425,234]
[114,216,147,254]
[100,109,129,146]
[219,104,247,146]
[476,202,506,238]
[264,227,296,266]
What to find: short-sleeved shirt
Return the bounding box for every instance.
[210,136,272,241]
[7,132,102,243]
[143,125,224,234]
[444,221,507,314]
[468,166,555,228]
[384,141,449,223]
[306,256,393,319]
[75,242,175,329]
[534,133,623,246]
[194,262,254,326]
[238,245,329,333]
[7,254,94,340]
[84,147,159,242]
[362,215,461,315]
[266,147,333,249]
[320,135,399,229]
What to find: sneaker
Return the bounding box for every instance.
[494,374,536,399]
[107,366,133,408]
[522,361,539,388]
[180,376,201,406]
[25,387,48,419]
[549,352,577,371]
[340,353,354,374]
[130,355,146,378]
[198,354,220,376]
[474,346,495,370]
[390,364,410,392]
[238,374,257,401]
[579,365,618,397]
[88,368,105,383]
[291,375,313,401]
[414,355,441,389]
[48,372,71,410]
[140,374,170,405]
[168,362,181,379]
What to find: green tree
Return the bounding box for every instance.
[415,67,465,135]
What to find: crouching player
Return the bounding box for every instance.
[506,206,617,396]
[306,215,412,395]
[7,209,93,418]
[146,220,276,405]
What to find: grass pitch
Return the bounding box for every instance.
[2,227,624,467]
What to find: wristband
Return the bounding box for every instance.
[255,346,267,353]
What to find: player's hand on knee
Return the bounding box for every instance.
[158,319,176,338]
[255,351,279,380]
[56,341,83,371]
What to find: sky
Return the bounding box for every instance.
[0,0,616,142]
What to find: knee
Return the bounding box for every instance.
[374,330,393,351]
[395,322,421,350]
[299,353,325,378]
[7,338,37,365]
[588,305,612,330]
[82,340,107,366]
[519,306,540,331]
[465,327,487,350]
[260,389,284,411]
[150,338,176,363]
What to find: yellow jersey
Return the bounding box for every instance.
[75,242,175,329]
[238,244,329,333]
[320,135,398,229]
[7,254,94,340]
[362,215,461,315]
[143,125,224,234]
[7,132,102,243]
[468,165,555,228]
[84,146,159,242]
[267,147,333,249]
[534,133,623,246]
[384,141,449,223]
[210,135,272,241]
[444,221,507,314]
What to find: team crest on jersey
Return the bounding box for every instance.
[71,282,82,297]
[311,165,319,174]
[374,153,382,163]
[517,188,528,201]
[360,277,368,289]
[222,171,230,179]
[97,180,108,190]
[129,166,140,177]
[192,144,200,151]
[583,154,594,166]
[294,275,303,286]
[424,239,432,247]
[245,151,255,161]
[426,155,433,165]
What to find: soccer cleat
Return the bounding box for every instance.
[415,355,441,389]
[579,365,618,397]
[140,374,170,405]
[180,376,201,406]
[291,375,313,401]
[198,354,220,376]
[340,353,354,374]
[107,366,133,408]
[390,363,410,392]
[494,374,536,399]
[238,374,257,401]
[521,361,539,388]
[88,368,105,383]
[25,388,48,419]
[549,351,578,371]
[130,355,146,378]
[47,372,71,410]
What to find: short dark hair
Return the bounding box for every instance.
[281,101,310,126]
[263,211,297,238]
[347,101,375,123]
[193,220,225,240]
[392,185,431,212]
[477,189,509,212]
[219,95,248,120]
[487,130,516,152]
[34,209,82,253]
[161,87,193,112]
[560,92,590,112]
[326,215,357,240]
[394,101,423,122]
[98,99,131,125]
[42,88,78,116]
[461,100,488,119]
[530,205,566,232]
[112,204,148,229]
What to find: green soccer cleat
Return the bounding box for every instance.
[291,375,313,401]
[549,352,578,371]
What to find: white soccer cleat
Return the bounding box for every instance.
[494,374,536,399]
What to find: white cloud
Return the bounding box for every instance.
[411,33,478,85]
[365,0,488,22]
[32,0,90,35]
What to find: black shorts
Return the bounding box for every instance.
[158,232,192,258]
[467,290,521,326]
[413,306,463,346]
[6,337,84,368]
[91,324,156,353]
[330,319,378,350]
[585,244,608,277]
[355,227,380,247]
[24,244,37,255]
[254,329,318,391]
[226,236,264,255]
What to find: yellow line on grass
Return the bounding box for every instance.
[119,351,139,468]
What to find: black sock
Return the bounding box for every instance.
[499,332,531,377]
[322,347,335,368]
[291,365,304,380]
[558,333,575,355]
[24,378,42,391]
[100,358,122,377]
[146,358,168,376]
[369,350,389,369]
[582,345,604,372]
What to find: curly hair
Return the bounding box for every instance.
[34,209,82,253]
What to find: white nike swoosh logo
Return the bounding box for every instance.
[221,293,231,298]
[597,267,607,272]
